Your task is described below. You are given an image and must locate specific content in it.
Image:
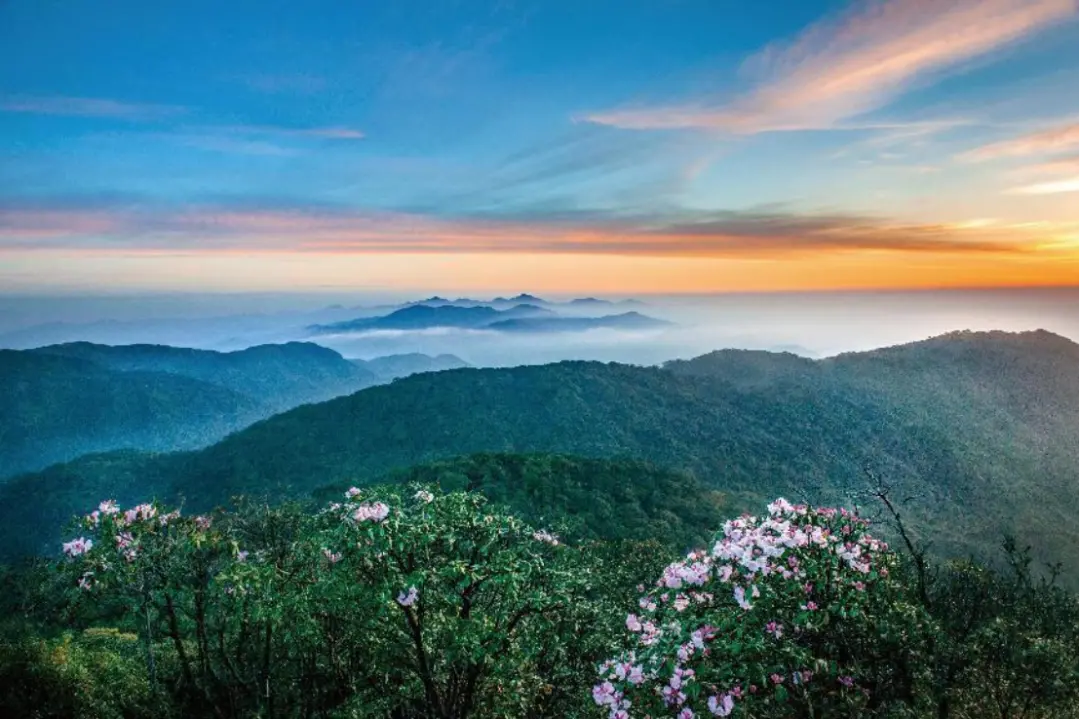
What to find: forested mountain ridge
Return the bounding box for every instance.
[0,351,263,478]
[328,452,729,550]
[0,342,378,477]
[27,341,377,413]
[1,342,477,477]
[0,330,1074,580]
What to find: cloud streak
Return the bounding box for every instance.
[217,125,365,140]
[1006,178,1079,195]
[581,0,1074,133]
[957,121,1079,161]
[0,199,1048,258]
[0,95,186,121]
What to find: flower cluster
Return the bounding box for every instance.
[396,586,419,607]
[592,499,894,718]
[351,502,390,523]
[62,537,93,557]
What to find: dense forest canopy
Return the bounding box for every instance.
[0,331,1075,581]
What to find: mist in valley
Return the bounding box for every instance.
[1,286,1074,368]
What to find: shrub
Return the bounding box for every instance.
[55,488,619,717]
[592,499,933,718]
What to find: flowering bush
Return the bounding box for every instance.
[54,488,616,718]
[593,499,932,718]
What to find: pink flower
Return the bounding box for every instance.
[322,548,342,564]
[770,673,783,685]
[592,681,616,706]
[62,537,93,557]
[98,500,119,515]
[123,503,156,525]
[707,694,734,716]
[625,614,643,632]
[765,620,783,639]
[839,675,855,688]
[77,573,93,591]
[345,487,362,498]
[195,515,212,531]
[236,550,249,563]
[351,502,390,523]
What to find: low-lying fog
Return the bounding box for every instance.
[0,287,1074,367]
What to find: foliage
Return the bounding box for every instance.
[0,484,1072,718]
[335,453,728,550]
[592,499,933,718]
[1,331,1075,582]
[0,626,156,719]
[50,488,643,718]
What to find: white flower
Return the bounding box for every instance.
[532,529,559,546]
[396,586,419,607]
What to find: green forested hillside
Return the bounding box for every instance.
[0,342,378,477]
[30,341,377,413]
[319,453,728,549]
[1,331,1074,579]
[0,351,263,477]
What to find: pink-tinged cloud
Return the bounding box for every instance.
[288,126,365,139]
[0,203,1047,258]
[1022,156,1080,175]
[581,0,1075,133]
[0,95,186,121]
[1006,178,1079,195]
[0,210,126,238]
[957,122,1079,162]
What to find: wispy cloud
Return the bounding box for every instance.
[149,124,365,156]
[171,135,300,157]
[957,121,1079,161]
[1021,155,1080,175]
[0,95,186,121]
[215,124,365,140]
[580,0,1074,133]
[0,198,1047,258]
[1006,178,1079,195]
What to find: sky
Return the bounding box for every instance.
[0,0,1077,295]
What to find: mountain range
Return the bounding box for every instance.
[0,343,467,477]
[309,303,670,335]
[0,330,1074,581]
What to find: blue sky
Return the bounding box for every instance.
[0,0,1076,293]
